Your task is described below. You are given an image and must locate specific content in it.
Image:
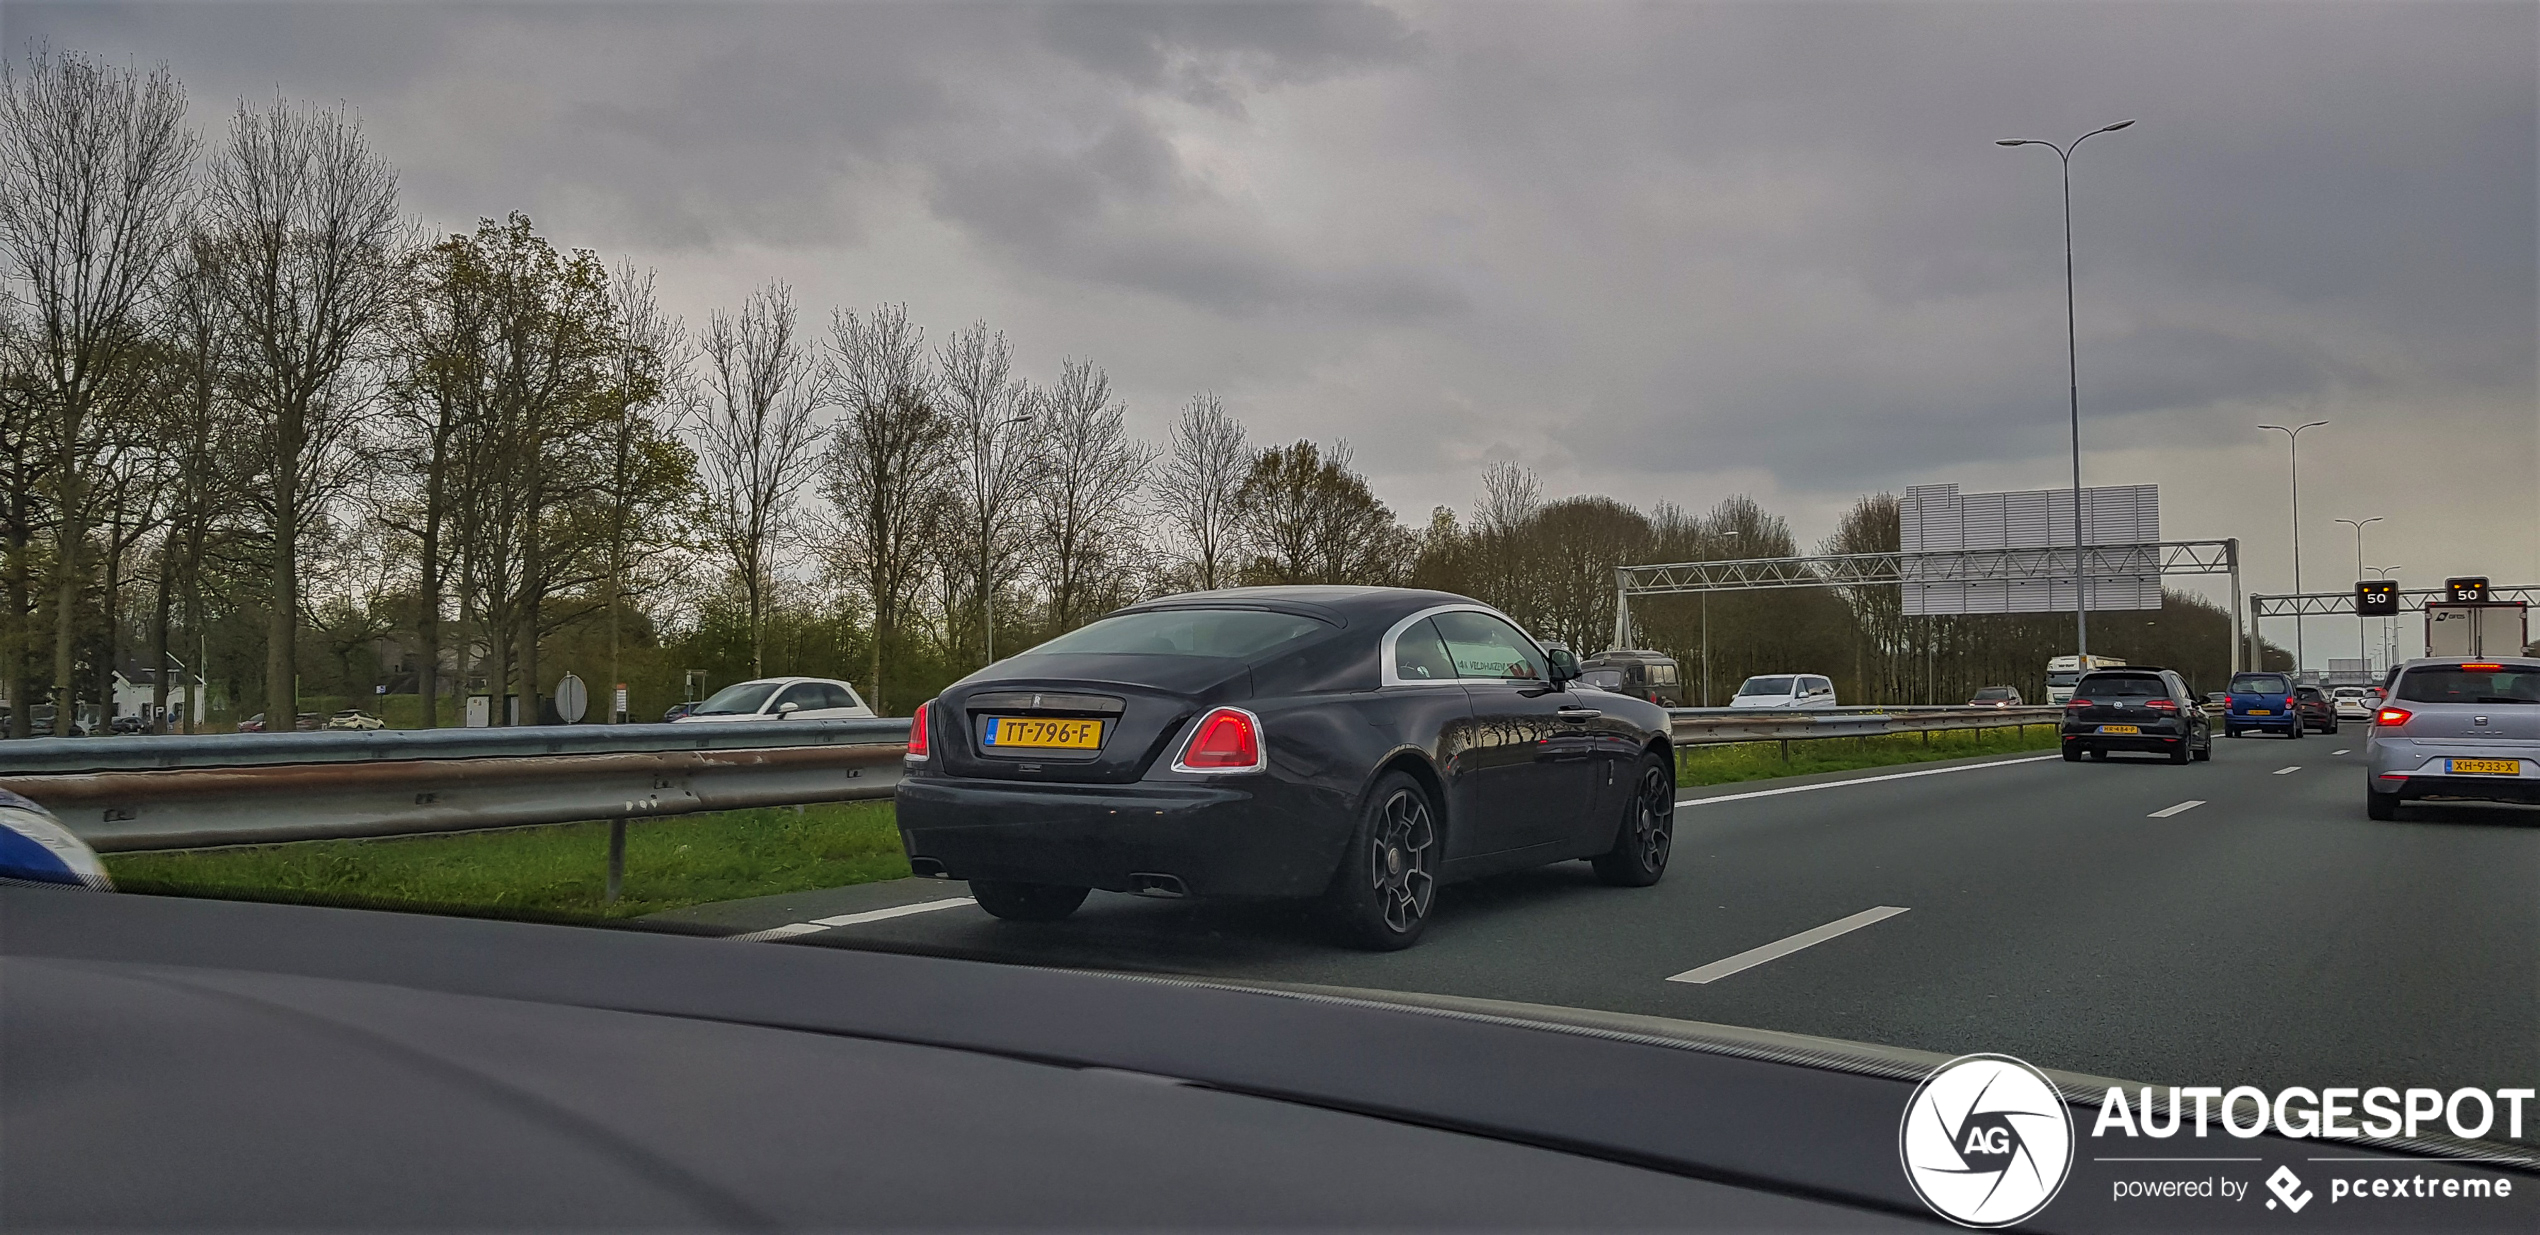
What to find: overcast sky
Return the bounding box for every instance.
[16,0,2538,641]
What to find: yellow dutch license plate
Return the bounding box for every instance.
[983,717,1104,750]
[2247,709,2272,715]
[2099,724,2140,735]
[2448,758,2521,776]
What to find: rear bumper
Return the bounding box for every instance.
[2368,741,2540,804]
[2060,723,2193,753]
[2226,712,2300,731]
[894,774,1353,898]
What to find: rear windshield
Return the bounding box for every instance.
[2080,674,2164,697]
[2046,672,2077,687]
[2230,674,2291,695]
[1736,676,1795,696]
[1027,608,1330,659]
[2395,665,2540,705]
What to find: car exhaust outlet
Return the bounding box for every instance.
[1129,873,1188,898]
[909,857,948,878]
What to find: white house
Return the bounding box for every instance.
[112,655,208,728]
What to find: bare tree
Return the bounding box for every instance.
[198,94,405,724]
[935,320,1039,665]
[1032,360,1154,632]
[695,281,819,679]
[0,47,196,726]
[1154,391,1249,591]
[599,259,691,717]
[822,303,951,712]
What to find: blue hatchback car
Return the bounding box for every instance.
[2223,671,2301,738]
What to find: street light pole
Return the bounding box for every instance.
[2258,421,2329,672]
[1999,120,2133,661]
[2335,516,2383,668]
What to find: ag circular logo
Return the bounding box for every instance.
[1899,1053,2074,1228]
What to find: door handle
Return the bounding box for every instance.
[1555,707,1601,721]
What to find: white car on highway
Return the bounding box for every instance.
[2331,686,2374,721]
[672,677,876,722]
[1728,674,1839,709]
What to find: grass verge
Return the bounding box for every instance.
[105,724,2059,923]
[104,799,909,923]
[1676,722,2060,788]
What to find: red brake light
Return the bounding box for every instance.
[2065,698,2090,708]
[1174,706,1265,773]
[906,699,933,759]
[2147,697,2178,711]
[2374,707,2411,727]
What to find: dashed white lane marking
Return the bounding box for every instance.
[2273,766,2303,775]
[2333,749,2351,755]
[1666,906,1909,984]
[729,897,975,942]
[1676,755,2059,808]
[2148,800,2206,818]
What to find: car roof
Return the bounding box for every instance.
[1587,649,1675,662]
[1112,585,1491,630]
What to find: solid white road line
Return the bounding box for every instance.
[2273,766,2302,775]
[809,897,976,927]
[1666,906,1909,984]
[730,896,977,942]
[1676,755,2059,808]
[727,922,832,943]
[2148,800,2205,818]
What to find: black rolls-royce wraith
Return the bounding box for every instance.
[895,586,1678,949]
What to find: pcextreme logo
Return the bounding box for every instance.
[1900,1053,2076,1228]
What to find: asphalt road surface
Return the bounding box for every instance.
[664,735,2538,1098]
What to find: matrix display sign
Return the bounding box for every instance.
[2356,579,2398,616]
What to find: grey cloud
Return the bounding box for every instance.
[1036,0,1416,106]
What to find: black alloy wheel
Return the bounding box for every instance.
[2366,790,2400,821]
[2062,743,2082,761]
[2193,737,2212,762]
[1593,751,1675,887]
[1327,772,1439,950]
[970,880,1090,921]
[2169,742,2191,765]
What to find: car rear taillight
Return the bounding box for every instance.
[2147,698,2178,711]
[2284,696,2297,709]
[905,699,933,760]
[2065,698,2090,709]
[1173,706,1265,773]
[2460,663,2502,672]
[2374,707,2411,727]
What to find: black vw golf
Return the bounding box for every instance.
[895,587,1678,949]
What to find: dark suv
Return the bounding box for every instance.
[1577,649,1684,707]
[2061,667,2211,764]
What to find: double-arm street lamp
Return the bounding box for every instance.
[1999,120,2134,659]
[2259,420,2330,669]
[2336,516,2384,667]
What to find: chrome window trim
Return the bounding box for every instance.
[1378,603,1551,688]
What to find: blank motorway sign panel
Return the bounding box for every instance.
[1899,482,2161,615]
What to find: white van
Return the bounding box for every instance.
[1728,674,1839,709]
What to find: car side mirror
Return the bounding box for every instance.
[777,701,800,716]
[1545,648,1581,684]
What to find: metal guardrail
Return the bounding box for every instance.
[0,720,910,853]
[1,707,2058,854]
[1669,705,2064,746]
